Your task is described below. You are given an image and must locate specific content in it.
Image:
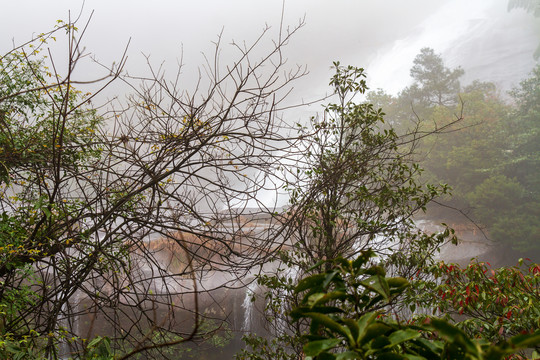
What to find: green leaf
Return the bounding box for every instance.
[387,329,421,347]
[362,323,392,345]
[387,277,409,289]
[304,312,353,341]
[303,338,341,357]
[290,306,310,319]
[376,353,407,360]
[356,312,377,342]
[313,291,348,306]
[295,274,326,293]
[412,337,443,358]
[429,318,478,357]
[342,318,360,344]
[352,250,374,270]
[360,275,390,300]
[508,329,540,349]
[364,265,386,277]
[42,207,51,218]
[307,259,326,272]
[323,271,340,288]
[483,345,509,360]
[87,336,105,348]
[336,351,361,360]
[307,293,326,306]
[318,352,338,360]
[335,257,351,269]
[370,335,391,350]
[402,354,429,360]
[293,306,344,318]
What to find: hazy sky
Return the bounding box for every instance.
[2,0,539,101]
[2,1,538,208]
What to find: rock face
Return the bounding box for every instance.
[366,2,539,95]
[443,6,539,94]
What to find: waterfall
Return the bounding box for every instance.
[57,289,83,360]
[274,265,300,334]
[242,281,257,332]
[57,294,69,359]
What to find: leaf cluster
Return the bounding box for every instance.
[409,259,540,346]
[291,253,540,360]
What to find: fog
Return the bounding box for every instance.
[3,0,538,100]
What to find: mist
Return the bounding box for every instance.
[2,1,537,100]
[1,1,539,359]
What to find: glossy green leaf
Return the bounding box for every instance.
[387,329,421,347]
[304,312,353,341]
[360,275,390,300]
[323,271,340,288]
[342,318,360,344]
[376,353,408,360]
[307,293,326,306]
[313,291,348,306]
[362,322,392,345]
[291,305,344,322]
[370,335,391,349]
[295,274,326,293]
[412,337,444,358]
[429,318,478,356]
[387,277,409,289]
[356,312,377,342]
[303,338,341,357]
[335,351,361,360]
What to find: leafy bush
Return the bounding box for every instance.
[290,252,540,360]
[408,259,540,347]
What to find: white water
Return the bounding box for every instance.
[58,289,82,360]
[242,281,258,332]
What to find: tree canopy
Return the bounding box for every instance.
[0,16,308,359]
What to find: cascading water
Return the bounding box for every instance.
[242,281,258,332]
[57,294,69,359]
[274,265,300,334]
[58,289,82,360]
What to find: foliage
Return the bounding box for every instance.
[0,22,106,359]
[0,15,307,359]
[236,333,298,360]
[237,63,454,359]
[403,47,464,107]
[234,252,309,360]
[422,66,540,253]
[291,252,540,360]
[467,175,538,252]
[287,62,449,266]
[408,259,540,348]
[239,57,540,360]
[373,48,540,254]
[0,49,101,184]
[122,320,232,360]
[0,329,43,360]
[84,336,114,360]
